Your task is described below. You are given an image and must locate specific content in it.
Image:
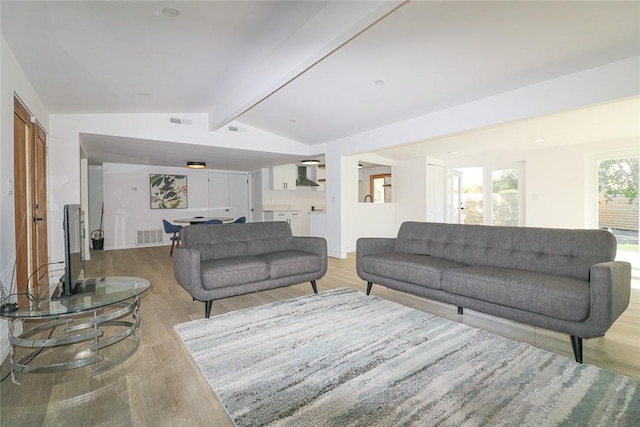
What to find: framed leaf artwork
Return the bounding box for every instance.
[150,174,188,209]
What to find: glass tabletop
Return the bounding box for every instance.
[3,276,151,319]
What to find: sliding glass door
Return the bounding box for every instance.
[597,157,639,256]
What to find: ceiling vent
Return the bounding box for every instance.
[169,117,192,125]
[228,125,247,133]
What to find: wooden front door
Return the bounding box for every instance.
[32,124,49,285]
[14,97,49,302]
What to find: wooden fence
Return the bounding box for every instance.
[599,195,639,231]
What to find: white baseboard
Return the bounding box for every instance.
[0,319,21,365]
[0,319,9,364]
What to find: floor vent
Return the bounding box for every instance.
[136,229,164,246]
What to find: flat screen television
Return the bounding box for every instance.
[51,204,95,300]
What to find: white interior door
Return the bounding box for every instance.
[427,164,445,222]
[208,172,230,217]
[228,174,249,220]
[250,171,262,222]
[209,172,249,220]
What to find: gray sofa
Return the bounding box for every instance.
[173,221,327,318]
[356,222,632,363]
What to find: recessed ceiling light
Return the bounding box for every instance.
[373,79,385,85]
[139,91,151,96]
[533,137,545,143]
[301,159,320,165]
[162,7,181,17]
[448,151,457,155]
[289,119,297,123]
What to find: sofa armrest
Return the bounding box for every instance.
[172,247,203,298]
[293,237,328,274]
[588,260,632,334]
[356,237,397,278]
[356,237,396,257]
[293,236,326,256]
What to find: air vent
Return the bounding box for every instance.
[136,229,164,246]
[169,117,193,125]
[228,125,247,132]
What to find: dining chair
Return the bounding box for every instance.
[233,216,247,223]
[162,219,182,256]
[201,219,223,224]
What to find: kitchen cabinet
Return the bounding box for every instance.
[271,164,297,191]
[264,210,302,236]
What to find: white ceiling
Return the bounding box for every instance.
[2,1,639,170]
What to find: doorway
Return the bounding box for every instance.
[450,167,484,225]
[450,164,523,226]
[597,157,639,278]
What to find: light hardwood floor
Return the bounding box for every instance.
[1,246,639,426]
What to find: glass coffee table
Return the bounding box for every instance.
[1,276,150,377]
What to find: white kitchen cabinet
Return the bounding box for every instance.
[271,164,297,191]
[264,210,302,236]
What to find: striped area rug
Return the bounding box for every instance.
[174,288,640,426]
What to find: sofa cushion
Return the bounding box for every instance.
[201,257,269,289]
[256,251,322,279]
[442,266,590,322]
[361,253,467,290]
[249,238,294,256]
[194,242,249,262]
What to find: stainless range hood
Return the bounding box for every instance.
[296,166,319,187]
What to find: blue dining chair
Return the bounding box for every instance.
[201,219,223,224]
[162,219,182,256]
[233,216,247,223]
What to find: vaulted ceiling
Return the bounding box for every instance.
[2,1,639,169]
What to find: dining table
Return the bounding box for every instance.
[174,216,234,225]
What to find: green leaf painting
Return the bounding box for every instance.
[150,174,187,209]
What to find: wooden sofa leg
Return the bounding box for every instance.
[458,306,464,315]
[571,335,583,364]
[311,280,318,294]
[366,282,373,295]
[204,300,213,319]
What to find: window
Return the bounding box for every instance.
[370,173,391,203]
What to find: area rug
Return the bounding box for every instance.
[174,288,640,426]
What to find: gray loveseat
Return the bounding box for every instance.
[173,221,327,318]
[356,221,631,363]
